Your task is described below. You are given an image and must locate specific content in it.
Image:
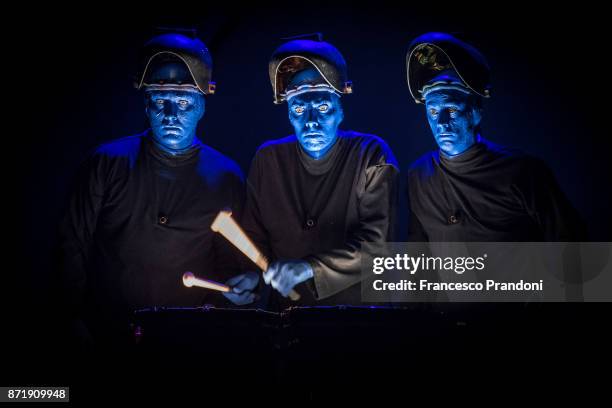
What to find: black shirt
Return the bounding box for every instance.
[406,137,585,241]
[58,131,244,339]
[242,130,399,307]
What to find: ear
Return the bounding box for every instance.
[197,94,206,121]
[471,105,482,129]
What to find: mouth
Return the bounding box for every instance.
[163,126,182,133]
[304,132,324,138]
[437,133,456,140]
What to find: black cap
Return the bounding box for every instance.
[407,32,491,103]
[135,33,216,95]
[269,35,352,104]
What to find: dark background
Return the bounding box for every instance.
[9,4,612,395]
[20,6,612,303]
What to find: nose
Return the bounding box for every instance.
[436,109,452,131]
[163,102,178,123]
[304,108,319,129]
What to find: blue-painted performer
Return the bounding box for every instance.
[224,35,399,308]
[405,32,585,242]
[57,33,244,347]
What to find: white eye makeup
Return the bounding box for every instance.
[318,104,329,112]
[293,106,305,114]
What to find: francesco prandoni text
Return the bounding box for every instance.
[371,254,544,292]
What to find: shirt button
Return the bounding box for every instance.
[158,215,169,225]
[448,215,459,225]
[305,218,316,229]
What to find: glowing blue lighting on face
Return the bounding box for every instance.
[288,91,344,159]
[145,89,205,153]
[424,88,482,156]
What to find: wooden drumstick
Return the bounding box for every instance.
[211,210,301,301]
[182,271,230,293]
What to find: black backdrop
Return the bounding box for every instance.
[22,6,612,300]
[11,4,612,391]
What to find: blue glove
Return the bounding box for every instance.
[263,260,314,298]
[223,271,260,305]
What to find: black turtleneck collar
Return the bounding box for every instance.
[145,130,203,167]
[296,131,344,176]
[438,136,488,171]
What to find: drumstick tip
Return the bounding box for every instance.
[182,271,195,287]
[211,209,233,232]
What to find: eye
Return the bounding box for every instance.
[178,100,189,107]
[318,104,329,112]
[155,99,164,106]
[448,107,458,114]
[294,106,305,114]
[429,108,438,116]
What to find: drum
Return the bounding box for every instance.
[129,304,568,387]
[132,306,279,352]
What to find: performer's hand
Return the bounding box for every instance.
[223,271,259,305]
[263,260,314,297]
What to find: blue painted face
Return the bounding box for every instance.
[288,91,344,159]
[424,88,482,156]
[145,89,205,153]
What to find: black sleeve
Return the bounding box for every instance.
[56,153,108,317]
[406,174,429,242]
[520,158,587,241]
[212,172,248,278]
[304,162,400,300]
[240,153,275,266]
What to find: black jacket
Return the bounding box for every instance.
[242,130,399,307]
[406,138,585,242]
[58,131,244,341]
